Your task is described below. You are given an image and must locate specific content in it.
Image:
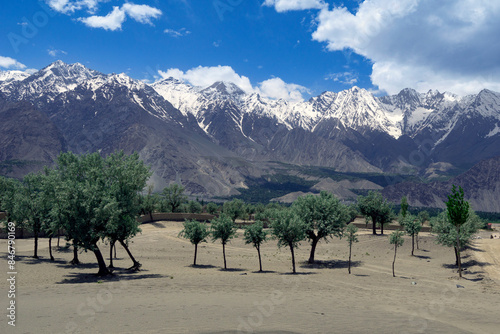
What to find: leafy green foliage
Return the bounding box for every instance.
[400,196,409,219]
[431,210,482,250]
[401,214,421,256]
[206,202,219,215]
[187,200,203,214]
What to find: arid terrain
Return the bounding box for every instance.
[1,220,499,334]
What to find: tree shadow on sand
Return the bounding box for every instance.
[187,264,217,269]
[442,258,491,270]
[413,255,431,260]
[56,268,167,284]
[218,267,248,272]
[300,259,362,270]
[145,221,166,228]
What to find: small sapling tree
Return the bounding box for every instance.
[179,219,211,266]
[345,224,359,274]
[401,214,421,256]
[445,185,469,278]
[243,221,268,272]
[211,214,237,270]
[389,230,405,277]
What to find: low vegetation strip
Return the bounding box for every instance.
[138,213,216,223]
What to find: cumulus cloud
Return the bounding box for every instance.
[78,3,162,30]
[158,65,309,101]
[258,77,310,102]
[78,6,126,31]
[122,3,162,25]
[270,0,500,95]
[46,0,106,14]
[326,72,358,86]
[263,0,326,12]
[0,56,27,70]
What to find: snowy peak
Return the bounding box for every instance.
[470,89,500,118]
[0,70,30,83]
[200,81,246,99]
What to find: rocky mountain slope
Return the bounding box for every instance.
[383,156,500,212]
[1,61,499,206]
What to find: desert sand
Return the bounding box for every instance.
[1,219,499,334]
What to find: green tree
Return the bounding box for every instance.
[358,191,393,235]
[431,210,482,270]
[389,230,405,277]
[211,214,238,270]
[140,185,160,222]
[187,200,203,214]
[102,151,151,270]
[206,202,219,215]
[345,224,359,274]
[243,221,268,272]
[162,183,187,213]
[223,198,245,223]
[55,152,112,275]
[401,214,421,256]
[0,177,24,235]
[445,185,470,278]
[271,209,306,274]
[293,191,350,263]
[179,220,210,266]
[400,196,409,219]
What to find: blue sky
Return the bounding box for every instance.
[1,0,500,100]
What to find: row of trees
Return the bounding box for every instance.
[0,151,151,276]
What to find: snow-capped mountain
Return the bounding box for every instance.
[1,60,500,198]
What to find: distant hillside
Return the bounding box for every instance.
[383,156,500,212]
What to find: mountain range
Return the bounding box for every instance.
[1,61,499,211]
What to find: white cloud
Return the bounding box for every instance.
[258,77,309,102]
[78,6,126,31]
[164,28,191,38]
[47,49,68,57]
[159,65,254,94]
[158,65,309,101]
[263,0,326,12]
[270,0,500,95]
[122,3,162,25]
[46,0,106,14]
[78,3,162,30]
[0,56,27,70]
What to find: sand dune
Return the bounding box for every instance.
[1,221,499,333]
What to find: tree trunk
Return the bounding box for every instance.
[109,240,116,268]
[70,243,80,265]
[411,234,415,256]
[392,245,398,277]
[371,217,377,235]
[194,243,198,266]
[222,242,227,270]
[149,211,153,222]
[456,227,462,278]
[348,242,352,274]
[49,237,54,261]
[257,245,262,272]
[93,247,111,276]
[119,240,141,271]
[380,221,384,235]
[454,246,459,266]
[416,234,419,250]
[308,237,320,264]
[33,230,39,259]
[290,243,296,274]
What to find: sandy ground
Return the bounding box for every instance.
[1,220,500,334]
